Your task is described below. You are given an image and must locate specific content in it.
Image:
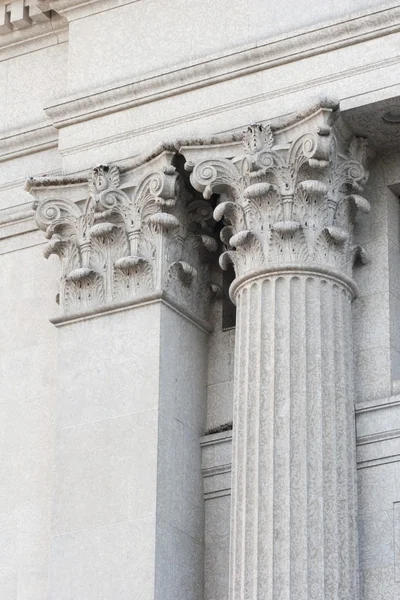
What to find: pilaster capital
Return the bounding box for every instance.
[29,152,217,321]
[181,102,370,296]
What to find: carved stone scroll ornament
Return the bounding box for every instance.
[187,109,370,291]
[32,159,217,320]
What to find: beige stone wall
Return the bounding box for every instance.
[1,1,400,598]
[0,242,58,597]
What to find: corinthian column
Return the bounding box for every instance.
[181,102,370,600]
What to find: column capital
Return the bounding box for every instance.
[182,101,370,297]
[28,151,217,321]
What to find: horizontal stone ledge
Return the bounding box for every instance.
[24,131,243,192]
[42,3,400,128]
[0,9,67,61]
[201,430,233,500]
[46,0,141,21]
[50,291,213,333]
[357,428,400,446]
[200,407,400,495]
[356,393,400,466]
[0,201,34,226]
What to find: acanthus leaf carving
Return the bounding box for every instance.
[35,195,104,312]
[187,108,369,285]
[243,123,274,153]
[32,159,217,320]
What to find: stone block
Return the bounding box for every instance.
[53,411,158,534]
[49,519,156,600]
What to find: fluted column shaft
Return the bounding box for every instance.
[230,270,358,600]
[181,102,370,600]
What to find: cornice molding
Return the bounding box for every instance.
[0,122,58,162]
[0,201,33,225]
[0,8,67,61]
[55,55,400,162]
[24,132,243,191]
[47,0,141,21]
[44,4,400,129]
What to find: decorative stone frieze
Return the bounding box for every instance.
[180,101,370,600]
[30,152,217,320]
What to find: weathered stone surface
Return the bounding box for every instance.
[30,153,217,321]
[182,102,369,599]
[2,2,400,599]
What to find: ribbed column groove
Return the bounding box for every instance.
[229,273,357,600]
[185,105,369,600]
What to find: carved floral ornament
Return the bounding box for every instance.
[182,103,370,294]
[30,103,370,318]
[31,156,218,318]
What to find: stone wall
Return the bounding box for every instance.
[1,1,400,598]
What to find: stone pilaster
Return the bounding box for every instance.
[182,101,370,599]
[28,151,216,600]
